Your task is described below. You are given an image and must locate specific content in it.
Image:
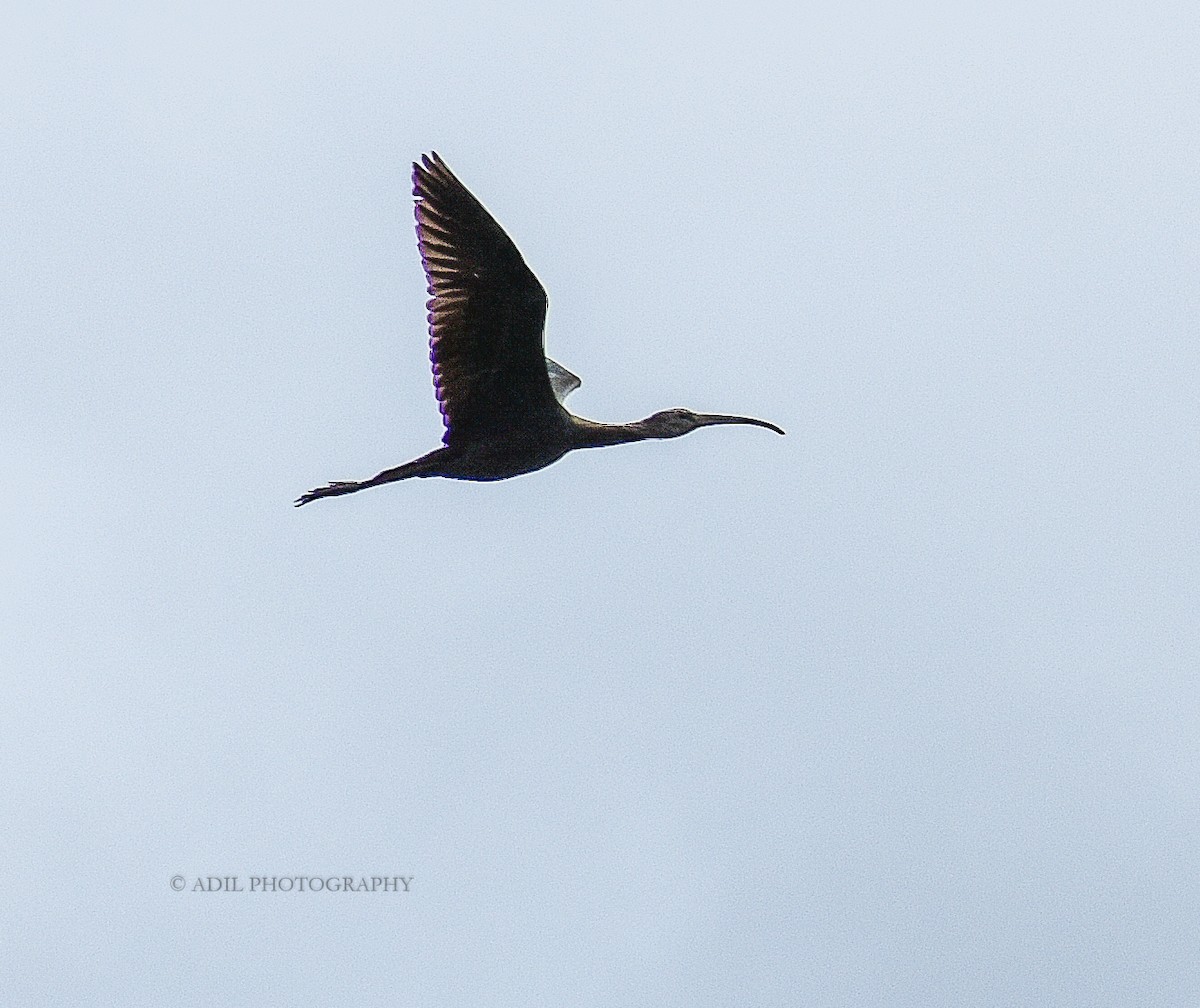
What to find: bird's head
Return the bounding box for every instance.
[642,408,785,439]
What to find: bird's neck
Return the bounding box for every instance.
[569,416,654,449]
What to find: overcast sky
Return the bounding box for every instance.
[4,2,1199,1005]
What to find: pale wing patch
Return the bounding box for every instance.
[545,358,582,403]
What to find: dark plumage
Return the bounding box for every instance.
[296,153,782,506]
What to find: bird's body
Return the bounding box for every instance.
[296,153,782,506]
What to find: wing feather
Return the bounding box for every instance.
[545,358,581,403]
[413,153,560,445]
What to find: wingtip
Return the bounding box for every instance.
[413,151,448,196]
[415,151,444,172]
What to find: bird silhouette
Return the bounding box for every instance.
[296,152,783,506]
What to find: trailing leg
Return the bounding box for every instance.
[294,449,449,506]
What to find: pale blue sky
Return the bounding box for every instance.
[4,2,1199,1005]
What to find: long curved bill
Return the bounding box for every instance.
[695,413,786,435]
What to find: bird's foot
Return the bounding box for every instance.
[294,481,362,507]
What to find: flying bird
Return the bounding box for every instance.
[296,152,782,506]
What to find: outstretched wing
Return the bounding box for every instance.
[413,152,560,446]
